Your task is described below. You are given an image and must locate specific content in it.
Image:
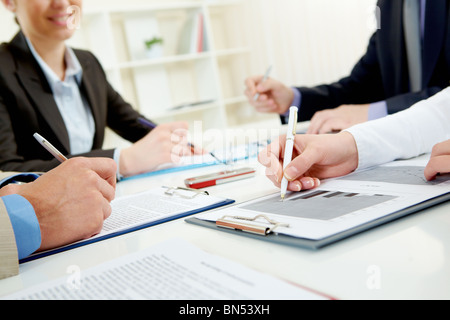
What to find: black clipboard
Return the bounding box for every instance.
[186,192,450,250]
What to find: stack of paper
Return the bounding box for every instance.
[6,239,330,300]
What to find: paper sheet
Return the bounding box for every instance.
[4,239,328,300]
[22,188,231,262]
[100,187,223,236]
[147,140,271,174]
[196,158,450,240]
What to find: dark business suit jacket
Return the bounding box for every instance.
[291,0,450,123]
[0,32,154,172]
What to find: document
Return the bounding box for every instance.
[192,157,450,244]
[5,239,329,300]
[22,187,234,263]
[122,140,271,181]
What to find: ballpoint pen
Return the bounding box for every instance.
[253,65,273,101]
[137,117,222,163]
[33,133,68,163]
[280,107,298,201]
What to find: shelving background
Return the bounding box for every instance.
[0,0,376,149]
[67,0,275,148]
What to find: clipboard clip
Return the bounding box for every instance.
[163,186,209,199]
[216,214,289,236]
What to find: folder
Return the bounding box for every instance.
[121,140,271,182]
[186,192,450,250]
[186,158,450,250]
[20,187,234,263]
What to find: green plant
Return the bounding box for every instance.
[145,37,164,49]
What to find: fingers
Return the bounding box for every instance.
[166,121,189,132]
[425,155,450,181]
[287,177,321,192]
[430,140,450,157]
[259,137,285,184]
[244,75,264,99]
[307,105,369,134]
[102,198,113,220]
[68,157,117,189]
[245,76,285,113]
[425,141,450,181]
[259,136,322,192]
[317,119,346,135]
[157,121,195,159]
[253,96,279,113]
[307,110,333,134]
[63,158,117,205]
[95,174,116,203]
[284,144,321,181]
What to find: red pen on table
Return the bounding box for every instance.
[184,167,256,189]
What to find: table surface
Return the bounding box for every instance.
[1,123,450,300]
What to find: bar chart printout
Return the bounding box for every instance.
[241,190,398,221]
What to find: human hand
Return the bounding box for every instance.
[244,75,294,114]
[13,157,117,252]
[307,104,370,134]
[258,132,359,192]
[120,121,196,177]
[425,140,450,181]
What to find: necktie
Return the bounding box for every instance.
[403,0,423,92]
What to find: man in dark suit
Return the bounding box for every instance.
[245,0,450,134]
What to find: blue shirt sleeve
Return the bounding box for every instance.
[368,101,388,120]
[291,87,302,108]
[2,195,41,260]
[281,88,302,120]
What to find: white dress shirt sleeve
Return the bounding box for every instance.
[345,87,450,170]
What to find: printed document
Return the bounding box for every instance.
[195,157,450,241]
[24,187,231,261]
[4,239,328,300]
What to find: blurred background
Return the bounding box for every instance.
[0,0,377,146]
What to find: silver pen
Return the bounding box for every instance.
[253,65,273,101]
[33,133,68,163]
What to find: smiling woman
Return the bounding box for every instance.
[0,0,198,177]
[2,0,82,78]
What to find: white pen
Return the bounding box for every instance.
[33,133,68,163]
[280,107,298,201]
[253,65,272,101]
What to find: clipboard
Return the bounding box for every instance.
[20,187,235,263]
[186,192,450,250]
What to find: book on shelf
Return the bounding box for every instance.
[178,11,208,54]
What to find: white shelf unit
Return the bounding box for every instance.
[68,0,274,137]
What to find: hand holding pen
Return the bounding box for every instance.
[138,117,221,163]
[253,65,272,101]
[280,107,298,200]
[245,67,296,115]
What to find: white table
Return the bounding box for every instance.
[1,123,450,300]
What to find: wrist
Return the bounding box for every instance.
[339,131,359,171]
[119,147,133,178]
[0,184,21,197]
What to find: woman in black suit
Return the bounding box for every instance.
[0,0,195,177]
